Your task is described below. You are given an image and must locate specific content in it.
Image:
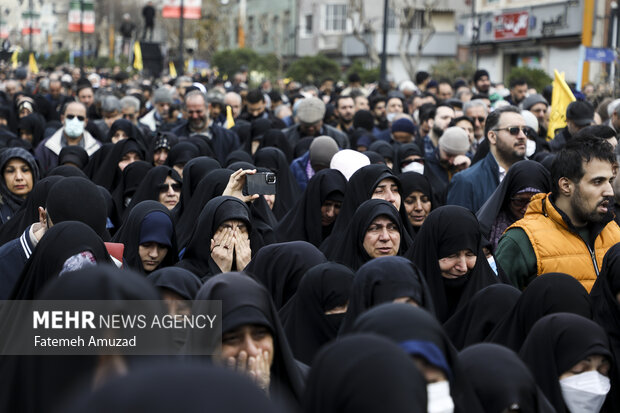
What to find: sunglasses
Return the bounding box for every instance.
[494,126,532,137]
[472,116,485,123]
[401,158,425,167]
[158,183,181,193]
[510,196,533,208]
[66,114,85,121]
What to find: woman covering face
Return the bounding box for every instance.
[519,313,614,413]
[112,200,178,274]
[328,199,409,271]
[177,196,260,280]
[406,205,499,322]
[185,273,305,411]
[0,148,39,224]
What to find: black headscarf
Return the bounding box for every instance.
[65,363,278,413]
[172,156,221,222]
[253,147,301,220]
[274,169,346,247]
[146,266,202,301]
[88,138,147,191]
[58,145,90,169]
[245,241,327,310]
[0,175,62,245]
[368,140,395,164]
[7,221,112,301]
[46,164,88,178]
[176,196,257,280]
[166,141,200,168]
[225,149,254,167]
[0,265,163,413]
[328,199,411,271]
[396,142,423,172]
[46,176,110,240]
[124,166,182,220]
[350,303,485,413]
[279,262,354,365]
[184,272,305,410]
[17,113,45,148]
[405,205,500,322]
[399,171,435,232]
[321,164,413,252]
[519,313,613,413]
[107,118,135,141]
[444,284,521,350]
[485,273,592,352]
[110,160,153,228]
[112,200,178,274]
[302,333,428,413]
[339,256,434,334]
[460,343,557,413]
[590,243,620,384]
[0,147,40,219]
[175,168,233,249]
[477,160,551,250]
[259,129,294,163]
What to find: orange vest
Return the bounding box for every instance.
[507,193,620,292]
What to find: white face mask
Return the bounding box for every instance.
[402,161,424,175]
[64,116,85,138]
[560,371,610,413]
[526,139,536,158]
[427,381,455,413]
[387,112,397,123]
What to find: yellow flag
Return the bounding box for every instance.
[547,69,576,140]
[28,53,38,74]
[133,41,143,71]
[169,61,177,78]
[11,50,18,69]
[226,105,235,129]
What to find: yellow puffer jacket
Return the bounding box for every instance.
[507,193,620,292]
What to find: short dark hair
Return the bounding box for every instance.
[449,116,474,129]
[335,95,354,108]
[418,103,436,123]
[246,89,265,104]
[551,136,616,195]
[509,78,527,89]
[415,71,430,85]
[369,95,387,110]
[484,105,521,139]
[574,125,617,141]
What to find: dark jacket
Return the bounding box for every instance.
[170,121,241,165]
[548,127,571,153]
[283,124,349,149]
[0,227,35,299]
[142,5,155,25]
[290,151,312,191]
[446,151,500,212]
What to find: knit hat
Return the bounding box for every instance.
[309,136,339,170]
[391,118,416,134]
[297,97,326,124]
[353,110,375,132]
[520,94,548,111]
[473,69,490,83]
[438,127,470,154]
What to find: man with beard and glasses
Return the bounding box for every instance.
[447,106,526,212]
[171,90,240,164]
[496,136,620,292]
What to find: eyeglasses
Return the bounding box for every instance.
[158,183,181,193]
[510,196,533,208]
[66,114,85,121]
[494,126,528,136]
[472,116,485,123]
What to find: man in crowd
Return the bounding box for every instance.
[283,97,349,149]
[334,95,355,136]
[549,100,595,152]
[505,78,528,106]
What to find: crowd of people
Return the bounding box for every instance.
[1,62,620,412]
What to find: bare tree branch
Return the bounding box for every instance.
[347,0,381,65]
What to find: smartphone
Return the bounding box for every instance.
[244,172,277,195]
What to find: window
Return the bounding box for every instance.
[402,8,427,30]
[305,14,313,35]
[324,4,347,32]
[387,7,396,29]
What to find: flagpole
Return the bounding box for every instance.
[178,0,184,76]
[28,0,33,52]
[80,0,85,75]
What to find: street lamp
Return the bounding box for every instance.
[611,1,618,93]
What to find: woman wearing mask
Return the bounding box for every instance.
[520,313,614,413]
[0,148,39,224]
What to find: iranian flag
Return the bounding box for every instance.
[68,1,95,33]
[21,11,41,35]
[162,0,202,20]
